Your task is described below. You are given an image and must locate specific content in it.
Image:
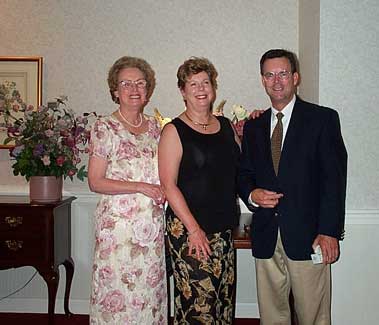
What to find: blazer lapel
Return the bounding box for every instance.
[255,110,277,176]
[278,99,305,176]
[258,110,272,158]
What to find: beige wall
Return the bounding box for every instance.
[298,0,320,102]
[0,0,298,194]
[319,0,379,210]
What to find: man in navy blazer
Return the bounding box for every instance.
[238,49,347,325]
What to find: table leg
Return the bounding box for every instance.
[39,268,59,325]
[63,257,75,316]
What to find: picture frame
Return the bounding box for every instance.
[0,56,43,149]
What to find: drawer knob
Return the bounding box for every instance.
[4,216,23,227]
[5,240,24,251]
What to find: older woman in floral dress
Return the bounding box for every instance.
[88,56,167,324]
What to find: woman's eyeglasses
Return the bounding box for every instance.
[119,79,147,90]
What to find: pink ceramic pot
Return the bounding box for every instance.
[29,176,63,203]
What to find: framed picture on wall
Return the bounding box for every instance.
[0,56,43,149]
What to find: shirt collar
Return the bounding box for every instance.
[271,95,296,122]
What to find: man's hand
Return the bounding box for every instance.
[312,234,339,264]
[249,109,266,119]
[250,189,283,208]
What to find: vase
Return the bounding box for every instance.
[29,176,63,203]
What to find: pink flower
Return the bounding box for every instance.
[99,290,126,313]
[130,293,145,311]
[97,229,117,259]
[65,136,76,148]
[57,119,67,127]
[68,169,76,176]
[142,147,153,158]
[121,266,142,286]
[99,266,116,287]
[117,140,141,160]
[149,120,161,139]
[100,217,116,230]
[133,219,159,247]
[118,197,139,219]
[44,129,54,137]
[146,262,163,288]
[56,156,65,166]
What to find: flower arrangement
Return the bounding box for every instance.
[231,104,251,138]
[213,100,255,138]
[3,91,96,181]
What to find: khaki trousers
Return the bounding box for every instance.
[255,233,331,325]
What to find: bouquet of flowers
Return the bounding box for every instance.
[231,104,251,138]
[3,93,96,181]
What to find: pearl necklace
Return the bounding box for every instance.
[184,112,212,130]
[118,109,143,128]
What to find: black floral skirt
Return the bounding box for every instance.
[166,216,235,325]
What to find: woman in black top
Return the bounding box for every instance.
[158,57,240,324]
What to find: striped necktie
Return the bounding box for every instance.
[271,112,284,175]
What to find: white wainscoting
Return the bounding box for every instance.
[0,191,378,322]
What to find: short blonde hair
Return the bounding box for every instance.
[107,56,156,104]
[177,57,218,90]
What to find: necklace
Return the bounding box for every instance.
[118,109,143,128]
[184,112,212,130]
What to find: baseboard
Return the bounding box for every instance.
[235,303,259,318]
[0,298,89,314]
[0,298,257,318]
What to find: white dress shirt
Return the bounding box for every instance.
[270,95,296,148]
[248,95,296,206]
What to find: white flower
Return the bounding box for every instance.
[232,104,249,121]
[41,155,51,166]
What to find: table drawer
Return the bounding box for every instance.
[0,212,48,233]
[0,235,48,262]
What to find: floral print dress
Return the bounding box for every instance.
[89,114,167,325]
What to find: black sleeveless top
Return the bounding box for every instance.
[166,116,240,233]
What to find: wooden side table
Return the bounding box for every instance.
[0,196,76,325]
[233,213,252,249]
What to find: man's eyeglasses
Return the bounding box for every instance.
[263,71,292,82]
[119,79,147,90]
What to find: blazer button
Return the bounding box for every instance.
[274,212,279,217]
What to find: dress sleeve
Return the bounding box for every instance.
[89,118,112,159]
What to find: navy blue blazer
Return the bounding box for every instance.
[238,97,347,260]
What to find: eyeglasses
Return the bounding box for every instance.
[263,71,292,82]
[119,79,147,90]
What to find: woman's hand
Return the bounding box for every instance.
[137,183,165,205]
[187,227,211,261]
